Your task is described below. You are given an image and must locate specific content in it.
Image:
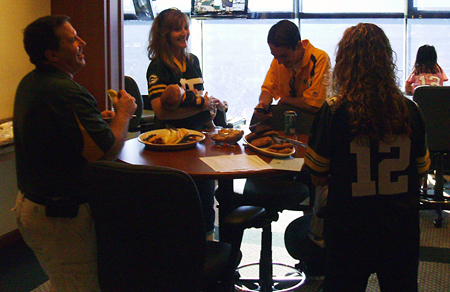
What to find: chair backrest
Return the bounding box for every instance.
[85,161,206,291]
[413,86,450,152]
[125,76,143,131]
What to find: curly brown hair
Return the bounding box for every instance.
[331,23,410,143]
[147,8,190,74]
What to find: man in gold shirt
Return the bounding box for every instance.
[243,21,331,280]
[254,20,331,134]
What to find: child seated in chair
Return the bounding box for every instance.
[405,44,448,95]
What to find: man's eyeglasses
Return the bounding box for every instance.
[289,76,296,97]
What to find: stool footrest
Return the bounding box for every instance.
[235,263,306,292]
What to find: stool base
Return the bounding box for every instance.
[235,262,306,292]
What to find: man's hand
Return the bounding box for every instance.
[102,89,137,161]
[254,91,273,120]
[101,110,115,123]
[113,89,137,119]
[101,110,115,119]
[254,100,273,120]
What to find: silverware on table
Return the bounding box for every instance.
[273,136,307,148]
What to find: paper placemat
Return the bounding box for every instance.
[200,154,272,172]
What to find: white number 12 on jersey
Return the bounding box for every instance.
[350,137,410,196]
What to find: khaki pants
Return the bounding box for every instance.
[13,192,100,292]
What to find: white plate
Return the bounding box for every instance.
[138,129,205,150]
[244,135,295,158]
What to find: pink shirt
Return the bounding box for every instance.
[406,69,448,93]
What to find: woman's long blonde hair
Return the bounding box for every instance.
[147,8,190,74]
[331,23,410,143]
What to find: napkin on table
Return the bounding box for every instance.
[200,154,272,172]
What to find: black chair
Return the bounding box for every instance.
[217,174,313,292]
[284,213,326,279]
[218,110,315,291]
[413,86,450,228]
[85,161,237,291]
[124,76,155,133]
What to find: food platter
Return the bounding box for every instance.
[0,121,13,147]
[138,129,205,150]
[244,136,295,158]
[209,128,244,145]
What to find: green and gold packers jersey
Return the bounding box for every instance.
[305,97,430,257]
[146,54,211,129]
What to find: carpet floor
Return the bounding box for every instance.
[1,177,448,292]
[19,209,450,292]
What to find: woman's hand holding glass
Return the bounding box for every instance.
[204,92,219,121]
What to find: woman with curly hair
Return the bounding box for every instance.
[305,23,430,291]
[405,44,448,95]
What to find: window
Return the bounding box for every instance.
[123,0,135,14]
[124,21,153,95]
[124,0,450,118]
[302,0,404,13]
[414,0,450,11]
[300,18,405,81]
[248,1,294,12]
[200,19,279,121]
[407,18,450,79]
[153,0,190,13]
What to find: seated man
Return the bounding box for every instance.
[13,15,136,291]
[231,21,332,277]
[240,20,331,211]
[253,19,331,135]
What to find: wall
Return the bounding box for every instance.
[0,147,18,237]
[0,0,50,120]
[0,0,50,237]
[52,0,124,111]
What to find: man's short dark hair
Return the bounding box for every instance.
[23,15,70,67]
[267,20,301,50]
